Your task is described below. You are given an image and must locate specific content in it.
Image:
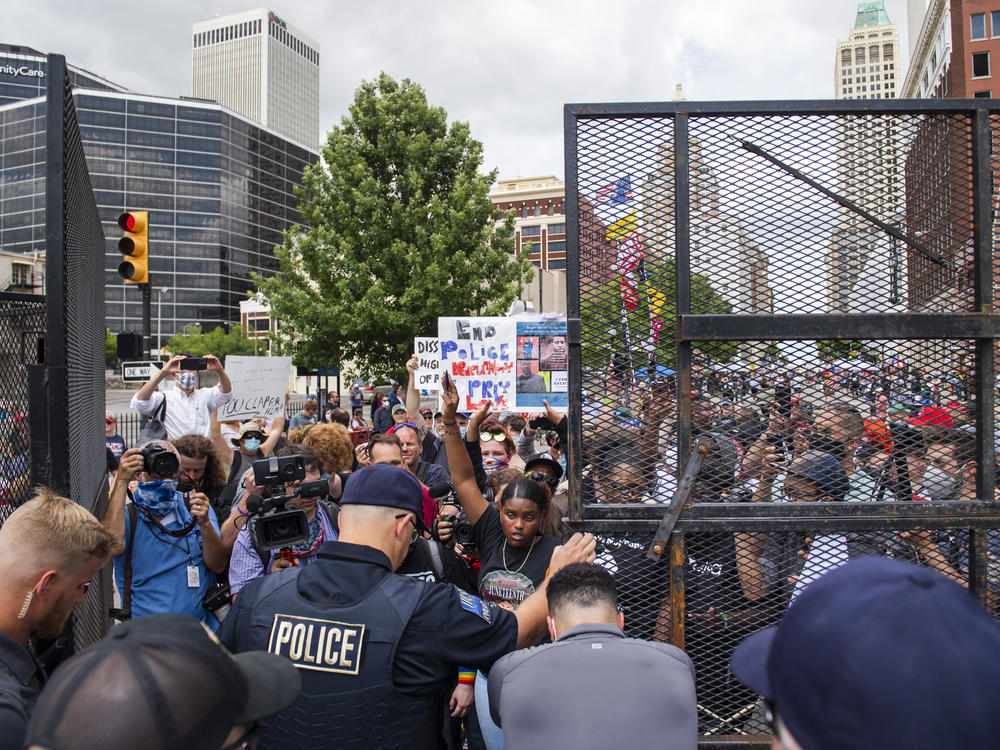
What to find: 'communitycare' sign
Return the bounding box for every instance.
[220,356,292,421]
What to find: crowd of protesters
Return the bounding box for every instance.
[1,349,997,750]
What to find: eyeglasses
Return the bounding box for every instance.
[395,513,420,544]
[387,423,419,434]
[480,431,508,443]
[525,471,559,490]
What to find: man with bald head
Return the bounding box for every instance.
[101,441,228,629]
[0,488,115,749]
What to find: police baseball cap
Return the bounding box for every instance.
[339,463,429,531]
[24,613,301,750]
[730,557,1000,750]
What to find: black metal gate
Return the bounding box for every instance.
[564,100,1000,746]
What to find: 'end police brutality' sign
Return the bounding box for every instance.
[438,317,515,410]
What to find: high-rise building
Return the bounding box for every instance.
[192,9,320,150]
[0,44,318,347]
[827,1,904,313]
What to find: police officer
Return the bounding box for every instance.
[219,463,595,750]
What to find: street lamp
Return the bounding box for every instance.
[155,286,169,359]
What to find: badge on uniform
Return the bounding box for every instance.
[457,590,492,623]
[268,614,366,675]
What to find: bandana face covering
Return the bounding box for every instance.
[482,456,508,475]
[134,480,180,516]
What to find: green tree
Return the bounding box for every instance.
[580,258,737,371]
[165,324,258,360]
[815,339,863,362]
[254,73,534,380]
[105,328,116,368]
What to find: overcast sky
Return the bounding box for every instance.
[7,0,910,179]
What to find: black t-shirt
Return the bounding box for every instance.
[592,531,668,641]
[398,537,477,595]
[472,504,559,609]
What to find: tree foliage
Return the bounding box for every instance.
[580,258,737,371]
[254,73,534,380]
[105,328,116,368]
[165,325,258,360]
[815,339,864,362]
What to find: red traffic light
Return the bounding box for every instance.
[118,212,146,233]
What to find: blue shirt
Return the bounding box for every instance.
[113,494,221,630]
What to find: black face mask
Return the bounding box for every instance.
[809,432,847,462]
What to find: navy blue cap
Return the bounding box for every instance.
[730,557,1000,750]
[786,449,849,502]
[339,464,429,531]
[524,451,564,480]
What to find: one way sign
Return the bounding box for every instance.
[122,361,163,383]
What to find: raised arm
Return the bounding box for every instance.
[205,355,232,394]
[210,411,235,478]
[440,372,489,525]
[405,355,424,434]
[261,413,284,456]
[134,355,183,405]
[102,448,143,552]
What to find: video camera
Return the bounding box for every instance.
[246,455,326,551]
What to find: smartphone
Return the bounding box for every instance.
[180,357,208,371]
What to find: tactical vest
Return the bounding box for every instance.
[246,566,439,750]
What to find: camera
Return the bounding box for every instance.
[179,357,208,371]
[253,455,306,486]
[246,455,313,551]
[141,443,179,478]
[435,510,475,548]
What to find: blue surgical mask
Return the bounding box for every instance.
[134,480,179,516]
[243,438,261,453]
[177,372,197,390]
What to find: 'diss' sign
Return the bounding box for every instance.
[414,337,440,391]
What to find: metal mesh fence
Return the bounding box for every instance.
[0,294,44,523]
[566,101,1000,745]
[38,56,110,650]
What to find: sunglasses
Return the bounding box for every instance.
[525,471,559,490]
[241,433,263,441]
[480,431,507,443]
[387,422,419,434]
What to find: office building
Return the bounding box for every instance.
[827,1,904,313]
[0,44,318,347]
[192,9,320,150]
[489,175,567,313]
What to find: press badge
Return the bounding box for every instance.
[187,565,200,588]
[268,614,365,674]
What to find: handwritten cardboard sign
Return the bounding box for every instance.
[438,317,516,410]
[219,355,292,421]
[414,337,440,390]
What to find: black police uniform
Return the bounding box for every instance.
[219,540,518,750]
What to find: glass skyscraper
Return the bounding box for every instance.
[0,44,318,347]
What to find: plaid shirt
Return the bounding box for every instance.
[228,506,337,595]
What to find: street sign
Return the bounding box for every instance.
[122,361,163,383]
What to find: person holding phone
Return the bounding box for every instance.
[130,353,233,440]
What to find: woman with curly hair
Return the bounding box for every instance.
[298,422,354,474]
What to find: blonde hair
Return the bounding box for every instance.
[0,488,117,574]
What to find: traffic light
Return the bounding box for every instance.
[117,210,148,284]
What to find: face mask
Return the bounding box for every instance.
[923,464,960,501]
[134,480,179,516]
[482,456,507,475]
[459,426,467,439]
[243,438,261,453]
[177,372,197,390]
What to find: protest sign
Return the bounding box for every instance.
[414,337,440,390]
[438,317,516,410]
[219,355,292,421]
[514,318,568,410]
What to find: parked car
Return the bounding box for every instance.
[354,379,395,403]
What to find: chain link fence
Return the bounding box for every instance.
[565,101,1000,746]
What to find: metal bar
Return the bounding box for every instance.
[968,529,989,608]
[27,364,48,491]
[697,738,771,750]
[565,98,1000,119]
[738,138,950,269]
[675,112,692,468]
[564,104,584,523]
[648,437,708,560]
[44,54,68,496]
[971,108,996,504]
[669,531,685,651]
[680,313,1000,342]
